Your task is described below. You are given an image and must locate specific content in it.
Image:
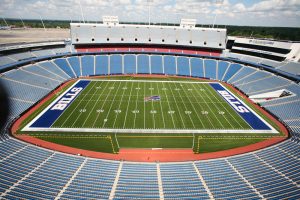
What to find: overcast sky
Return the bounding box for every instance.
[0,0,300,27]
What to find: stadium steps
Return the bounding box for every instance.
[109,161,123,200]
[0,152,55,198]
[55,158,88,200]
[192,162,214,200]
[253,153,299,187]
[156,163,164,200]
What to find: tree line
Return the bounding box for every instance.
[1,19,299,41]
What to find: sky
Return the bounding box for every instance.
[0,0,300,27]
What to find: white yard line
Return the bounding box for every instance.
[81,81,107,127]
[180,83,205,128]
[59,81,97,127]
[133,82,140,128]
[162,82,176,128]
[171,81,195,128]
[112,81,129,128]
[102,82,123,128]
[122,82,134,129]
[217,83,277,132]
[24,127,278,134]
[204,84,240,129]
[24,80,277,133]
[185,84,214,128]
[150,82,156,129]
[156,82,166,128]
[191,83,224,128]
[167,82,187,129]
[91,81,116,127]
[70,82,101,127]
[79,79,215,84]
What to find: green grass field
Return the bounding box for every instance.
[51,79,250,130]
[20,77,283,154]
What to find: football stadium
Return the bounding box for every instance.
[0,0,300,199]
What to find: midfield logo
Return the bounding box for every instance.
[144,95,161,102]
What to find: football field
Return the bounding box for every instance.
[24,78,277,134]
[52,80,251,130]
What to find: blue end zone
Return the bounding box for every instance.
[30,80,90,128]
[210,83,271,130]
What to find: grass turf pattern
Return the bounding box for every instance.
[51,80,251,130]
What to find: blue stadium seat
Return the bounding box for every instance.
[81,55,95,76]
[39,61,70,80]
[177,56,190,76]
[190,58,204,78]
[124,55,136,74]
[137,55,150,74]
[164,55,176,75]
[228,66,256,84]
[204,59,217,79]
[67,56,81,77]
[53,58,75,78]
[23,64,65,82]
[217,61,230,80]
[150,55,163,74]
[110,55,122,74]
[95,55,109,75]
[223,63,243,81]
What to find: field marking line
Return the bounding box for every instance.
[167,82,187,129]
[54,81,94,127]
[25,127,278,134]
[77,99,236,104]
[36,136,109,139]
[122,81,134,129]
[180,83,205,128]
[81,81,107,127]
[91,81,117,128]
[133,82,140,128]
[117,135,193,138]
[207,84,249,129]
[69,82,100,127]
[190,83,218,128]
[186,82,215,128]
[192,83,225,129]
[112,81,129,128]
[150,82,156,129]
[161,82,176,129]
[80,79,215,84]
[156,82,166,128]
[205,84,241,129]
[219,83,277,132]
[23,80,84,130]
[59,81,97,127]
[109,135,117,153]
[171,81,195,129]
[102,81,123,128]
[197,83,228,128]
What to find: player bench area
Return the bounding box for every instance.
[23,79,278,134]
